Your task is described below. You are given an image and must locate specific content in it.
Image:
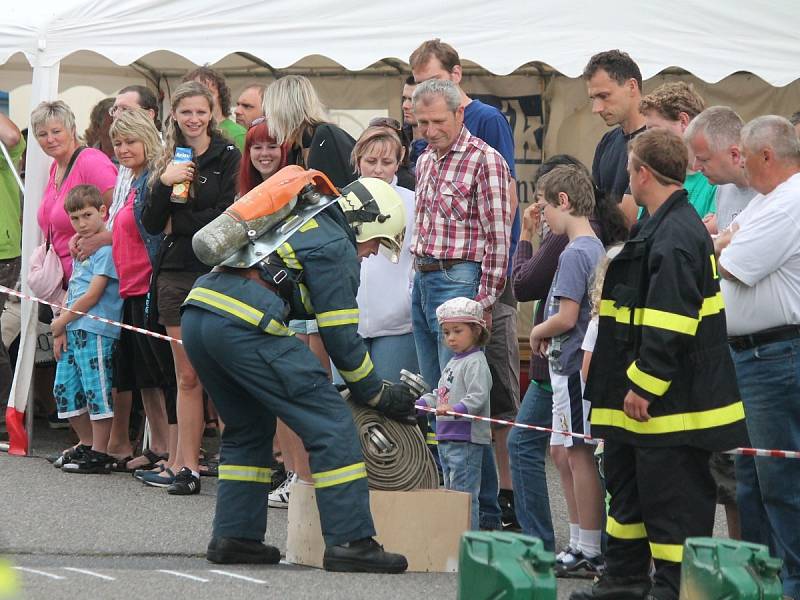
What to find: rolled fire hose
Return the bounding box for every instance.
[341,370,439,491]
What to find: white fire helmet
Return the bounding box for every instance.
[338,178,406,263]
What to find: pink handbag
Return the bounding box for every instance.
[28,228,66,305]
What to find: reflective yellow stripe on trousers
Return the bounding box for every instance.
[606,516,647,540]
[312,462,367,489]
[650,541,683,563]
[218,465,272,483]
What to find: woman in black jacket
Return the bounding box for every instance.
[263,75,357,189]
[141,81,240,494]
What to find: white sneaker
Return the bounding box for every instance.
[268,472,296,508]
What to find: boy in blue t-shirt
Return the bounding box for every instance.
[51,184,123,474]
[529,165,606,577]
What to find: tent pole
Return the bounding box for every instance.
[6,56,60,456]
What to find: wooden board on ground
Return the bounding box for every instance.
[286,482,471,573]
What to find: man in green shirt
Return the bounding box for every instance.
[0,112,24,411]
[638,82,717,218]
[183,66,246,151]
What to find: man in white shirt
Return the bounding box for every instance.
[685,106,756,233]
[717,115,800,600]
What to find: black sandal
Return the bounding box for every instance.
[114,449,168,473]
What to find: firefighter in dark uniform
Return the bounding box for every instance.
[181,173,414,573]
[571,129,749,600]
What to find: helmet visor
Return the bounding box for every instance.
[377,227,404,264]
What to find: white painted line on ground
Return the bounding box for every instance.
[13,566,65,580]
[209,569,268,584]
[62,567,116,581]
[157,569,209,583]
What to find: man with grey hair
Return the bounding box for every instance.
[410,38,521,532]
[685,106,756,234]
[410,79,511,528]
[717,115,800,600]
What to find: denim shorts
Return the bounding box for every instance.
[54,330,115,419]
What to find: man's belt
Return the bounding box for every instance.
[415,258,473,273]
[728,324,800,351]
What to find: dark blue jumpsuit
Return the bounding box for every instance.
[181,207,383,546]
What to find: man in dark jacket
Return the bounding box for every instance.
[571,129,749,600]
[181,171,414,573]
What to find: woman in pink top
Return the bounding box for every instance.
[32,101,117,281]
[108,108,175,473]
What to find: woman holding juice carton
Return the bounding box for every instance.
[141,81,240,495]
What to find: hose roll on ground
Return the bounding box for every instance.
[346,398,439,491]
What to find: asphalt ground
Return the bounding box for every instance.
[0,419,728,600]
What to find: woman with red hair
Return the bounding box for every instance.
[238,117,287,193]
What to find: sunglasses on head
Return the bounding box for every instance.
[249,116,266,129]
[368,117,403,132]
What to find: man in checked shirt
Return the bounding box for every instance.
[410,78,512,507]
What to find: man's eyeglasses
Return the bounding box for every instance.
[368,117,403,132]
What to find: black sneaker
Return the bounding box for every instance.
[498,489,521,531]
[323,538,408,574]
[167,467,201,495]
[206,537,281,564]
[270,463,287,492]
[50,444,92,468]
[555,550,605,578]
[62,449,113,474]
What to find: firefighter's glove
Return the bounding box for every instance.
[372,382,417,423]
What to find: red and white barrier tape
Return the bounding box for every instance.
[5,283,799,459]
[416,403,800,459]
[0,285,181,345]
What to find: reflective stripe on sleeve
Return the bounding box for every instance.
[299,218,319,232]
[606,516,647,540]
[316,308,360,328]
[276,242,302,270]
[312,462,367,489]
[627,362,671,396]
[426,432,438,446]
[186,287,264,327]
[218,465,272,484]
[338,353,374,383]
[591,401,745,435]
[650,541,683,563]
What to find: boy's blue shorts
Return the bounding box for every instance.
[54,330,116,420]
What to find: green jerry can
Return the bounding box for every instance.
[457,531,556,600]
[680,537,784,600]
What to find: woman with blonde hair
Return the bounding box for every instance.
[141,81,240,495]
[108,108,174,473]
[263,75,357,188]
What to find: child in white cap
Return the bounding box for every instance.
[416,297,492,530]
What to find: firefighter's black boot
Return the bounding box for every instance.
[206,537,281,564]
[323,538,408,573]
[569,574,652,600]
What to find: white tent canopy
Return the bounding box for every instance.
[3,0,800,454]
[4,0,800,84]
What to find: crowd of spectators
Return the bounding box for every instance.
[0,43,798,599]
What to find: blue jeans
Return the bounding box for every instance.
[507,380,556,550]
[731,339,800,599]
[411,260,501,526]
[439,441,484,530]
[364,333,419,382]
